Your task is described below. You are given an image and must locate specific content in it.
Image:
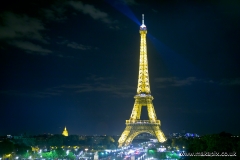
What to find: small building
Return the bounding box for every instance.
[62,126,68,136]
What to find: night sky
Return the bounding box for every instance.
[1,0,240,136]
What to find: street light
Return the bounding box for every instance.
[84,148,89,159]
[85,148,88,155]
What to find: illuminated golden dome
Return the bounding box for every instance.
[62,126,68,136]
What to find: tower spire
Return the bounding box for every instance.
[140,14,146,29]
[138,14,149,94]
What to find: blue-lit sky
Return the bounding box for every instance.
[1,0,240,136]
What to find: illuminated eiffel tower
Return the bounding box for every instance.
[118,14,166,147]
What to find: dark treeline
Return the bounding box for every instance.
[163,132,240,160]
[0,134,118,155]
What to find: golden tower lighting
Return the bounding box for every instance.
[62,126,68,136]
[118,14,166,147]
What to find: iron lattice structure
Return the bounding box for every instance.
[118,14,166,147]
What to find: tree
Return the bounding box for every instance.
[22,137,35,146]
[22,151,31,159]
[64,135,79,146]
[147,148,157,158]
[237,140,240,158]
[55,148,66,158]
[66,152,76,160]
[0,140,14,154]
[15,144,32,156]
[42,151,57,159]
[42,151,52,159]
[109,144,116,149]
[47,134,64,147]
[187,132,240,160]
[100,136,116,148]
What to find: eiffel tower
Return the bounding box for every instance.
[118,14,166,147]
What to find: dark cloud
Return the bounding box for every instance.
[0,75,135,98]
[40,3,68,22]
[8,41,52,55]
[57,40,96,50]
[41,8,67,22]
[220,78,240,86]
[67,42,94,50]
[0,12,47,42]
[0,88,62,98]
[154,77,198,87]
[0,12,51,54]
[60,75,135,97]
[123,0,137,5]
[68,1,113,24]
[154,77,240,87]
[71,83,134,97]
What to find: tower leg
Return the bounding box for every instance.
[118,126,132,147]
[130,102,141,120]
[147,103,157,121]
[154,126,167,142]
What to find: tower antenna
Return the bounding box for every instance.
[142,14,144,25]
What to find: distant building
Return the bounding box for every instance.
[169,132,200,139]
[184,133,199,138]
[62,126,68,136]
[169,133,182,138]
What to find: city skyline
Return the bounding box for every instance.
[1,0,240,136]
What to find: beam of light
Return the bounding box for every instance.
[106,0,204,78]
[105,0,140,25]
[148,33,205,78]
